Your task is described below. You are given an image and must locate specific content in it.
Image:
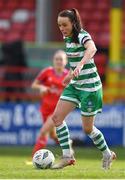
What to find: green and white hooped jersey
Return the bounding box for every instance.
[64,30,102,92]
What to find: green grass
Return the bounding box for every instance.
[0,146,125,179]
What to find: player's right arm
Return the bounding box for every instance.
[31,79,49,95]
[31,68,50,95]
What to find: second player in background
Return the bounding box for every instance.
[31,50,69,155]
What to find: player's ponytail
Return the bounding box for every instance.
[71,8,82,43]
[58,8,83,43]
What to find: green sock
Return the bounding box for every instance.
[88,126,111,157]
[56,121,72,157]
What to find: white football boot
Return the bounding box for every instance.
[51,155,76,169]
[102,151,116,170]
[51,139,75,169]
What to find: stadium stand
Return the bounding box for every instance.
[0,66,40,101]
[59,0,111,47]
[0,0,124,102]
[0,0,35,42]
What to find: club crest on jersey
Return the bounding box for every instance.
[87,101,93,112]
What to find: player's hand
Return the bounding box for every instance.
[39,85,49,95]
[73,63,83,78]
[63,74,73,86]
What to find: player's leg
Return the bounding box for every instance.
[39,114,58,144]
[49,123,59,144]
[82,115,116,170]
[82,115,111,154]
[52,99,76,156]
[51,99,76,169]
[32,135,48,156]
[51,84,80,169]
[32,112,49,156]
[80,88,116,169]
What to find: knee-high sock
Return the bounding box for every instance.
[88,126,111,157]
[56,121,72,157]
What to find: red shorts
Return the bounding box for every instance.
[39,104,56,122]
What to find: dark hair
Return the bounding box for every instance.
[58,8,83,43]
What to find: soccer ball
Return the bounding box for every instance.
[32,149,55,169]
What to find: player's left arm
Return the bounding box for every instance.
[73,40,97,77]
[82,40,97,63]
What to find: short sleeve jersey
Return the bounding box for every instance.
[36,67,68,107]
[64,29,102,92]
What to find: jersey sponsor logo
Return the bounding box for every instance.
[66,51,84,58]
[66,42,82,48]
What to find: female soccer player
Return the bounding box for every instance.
[51,9,116,170]
[31,50,69,155]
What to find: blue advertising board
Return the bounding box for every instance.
[0,102,125,146]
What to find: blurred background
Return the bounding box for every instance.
[0,0,125,148]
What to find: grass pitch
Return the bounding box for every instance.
[0,146,125,179]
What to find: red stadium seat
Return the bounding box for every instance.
[96,2,111,11]
[26,20,35,31]
[11,22,25,32]
[61,0,80,9]
[89,32,98,43]
[20,1,35,10]
[101,12,110,22]
[0,31,5,41]
[94,53,107,65]
[5,31,22,42]
[80,1,95,11]
[96,33,110,48]
[0,0,35,42]
[5,0,19,10]
[87,23,100,33]
[96,0,111,4]
[80,12,93,22]
[0,1,3,10]
[92,11,104,22]
[0,10,13,19]
[102,23,110,33]
[23,31,35,42]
